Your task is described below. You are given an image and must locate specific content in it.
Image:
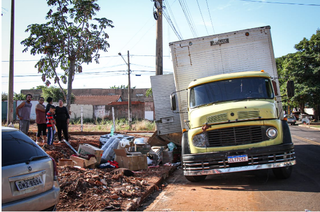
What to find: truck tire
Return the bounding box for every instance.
[185,175,207,182]
[282,120,293,144]
[272,166,292,179]
[182,131,190,155]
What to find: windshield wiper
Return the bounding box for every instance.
[26,155,48,164]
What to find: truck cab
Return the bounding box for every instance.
[180,71,295,182]
[151,26,296,182]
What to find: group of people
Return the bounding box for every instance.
[16,94,70,145]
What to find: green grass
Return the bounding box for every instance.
[69,119,156,132]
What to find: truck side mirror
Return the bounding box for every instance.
[287,81,295,98]
[272,80,278,96]
[170,93,176,111]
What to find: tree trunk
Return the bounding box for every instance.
[314,104,319,121]
[67,55,75,114]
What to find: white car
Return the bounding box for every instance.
[2,127,60,211]
[285,114,297,125]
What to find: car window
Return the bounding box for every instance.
[2,130,48,166]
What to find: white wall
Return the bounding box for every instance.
[16,101,94,120]
[70,104,93,119]
[145,111,154,121]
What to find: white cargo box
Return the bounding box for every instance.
[152,26,280,134]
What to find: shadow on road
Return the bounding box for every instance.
[173,144,320,193]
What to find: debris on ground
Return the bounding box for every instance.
[28,133,179,211]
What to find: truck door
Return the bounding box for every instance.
[151,74,182,135]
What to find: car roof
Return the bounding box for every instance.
[2,127,19,132]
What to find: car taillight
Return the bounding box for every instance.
[50,156,58,181]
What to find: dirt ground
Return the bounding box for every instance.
[27,126,176,211]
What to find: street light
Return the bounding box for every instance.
[118,51,132,130]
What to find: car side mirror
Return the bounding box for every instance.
[272,80,279,96]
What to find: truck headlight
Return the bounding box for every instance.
[266,127,278,139]
[193,132,209,147]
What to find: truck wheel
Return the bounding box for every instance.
[185,175,207,182]
[182,131,190,155]
[272,166,292,179]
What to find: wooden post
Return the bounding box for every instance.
[155,0,163,75]
[7,0,15,125]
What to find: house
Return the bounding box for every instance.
[20,88,154,121]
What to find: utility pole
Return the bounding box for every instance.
[155,0,163,75]
[118,51,132,130]
[127,50,132,130]
[7,0,15,125]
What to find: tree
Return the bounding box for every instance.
[277,29,320,120]
[146,88,153,97]
[109,85,136,89]
[21,0,114,111]
[2,93,8,101]
[33,85,75,103]
[14,93,26,100]
[2,92,27,101]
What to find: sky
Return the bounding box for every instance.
[1,0,320,94]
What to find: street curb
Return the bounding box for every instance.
[127,165,177,211]
[298,124,320,131]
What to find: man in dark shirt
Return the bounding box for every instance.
[55,99,70,143]
[45,97,54,113]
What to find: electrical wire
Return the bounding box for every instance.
[178,0,197,37]
[196,0,209,35]
[129,22,156,51]
[240,0,320,6]
[205,0,215,34]
[118,17,153,52]
[163,8,183,40]
[163,0,183,40]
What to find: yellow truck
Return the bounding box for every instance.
[151,26,296,182]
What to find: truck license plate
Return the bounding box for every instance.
[15,175,43,191]
[228,155,248,163]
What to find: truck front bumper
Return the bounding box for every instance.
[183,143,296,176]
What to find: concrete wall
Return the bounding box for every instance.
[70,104,93,120]
[22,88,153,103]
[102,102,145,120]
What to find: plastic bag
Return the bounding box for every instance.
[167,142,176,151]
[101,138,120,162]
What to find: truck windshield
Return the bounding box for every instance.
[190,77,274,108]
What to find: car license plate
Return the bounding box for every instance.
[15,175,43,191]
[228,155,248,163]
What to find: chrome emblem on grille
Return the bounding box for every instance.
[28,166,32,172]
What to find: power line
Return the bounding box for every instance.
[178,0,197,37]
[240,0,320,6]
[125,23,156,51]
[2,55,171,63]
[205,0,215,34]
[119,17,153,52]
[196,0,208,35]
[163,7,183,40]
[163,0,183,40]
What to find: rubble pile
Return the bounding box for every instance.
[56,166,173,211]
[29,134,178,211]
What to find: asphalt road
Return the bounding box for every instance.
[141,125,320,211]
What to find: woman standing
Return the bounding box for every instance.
[35,97,47,144]
[55,99,70,143]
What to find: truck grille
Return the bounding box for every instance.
[207,126,266,147]
[183,149,296,171]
